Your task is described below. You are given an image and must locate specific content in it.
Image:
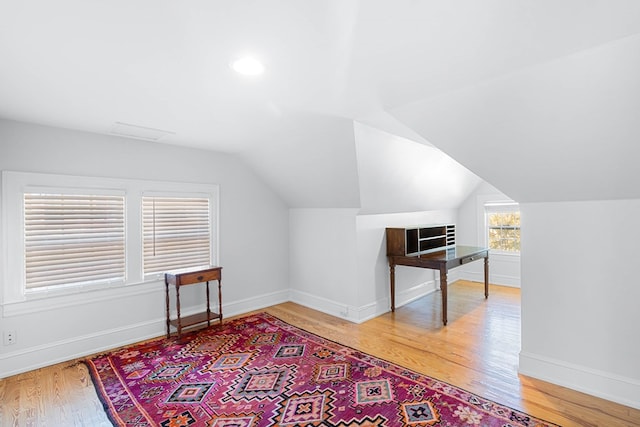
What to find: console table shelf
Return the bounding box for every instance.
[168,312,219,330]
[164,265,223,338]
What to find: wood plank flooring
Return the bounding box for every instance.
[1,281,638,426]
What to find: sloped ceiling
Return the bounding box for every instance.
[390,33,640,203]
[240,113,361,208]
[354,123,481,214]
[1,1,640,207]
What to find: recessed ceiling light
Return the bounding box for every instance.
[231,56,265,76]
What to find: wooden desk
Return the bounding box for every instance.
[389,246,488,325]
[165,266,222,338]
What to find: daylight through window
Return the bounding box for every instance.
[485,202,520,253]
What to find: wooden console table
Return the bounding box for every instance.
[165,266,222,338]
[386,225,488,326]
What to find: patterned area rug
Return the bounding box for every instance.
[86,313,557,426]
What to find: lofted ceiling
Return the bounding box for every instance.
[1,1,640,207]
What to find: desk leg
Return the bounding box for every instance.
[484,256,489,299]
[440,267,448,326]
[389,263,396,312]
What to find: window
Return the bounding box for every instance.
[24,192,125,291]
[142,196,211,275]
[2,171,218,305]
[485,202,520,253]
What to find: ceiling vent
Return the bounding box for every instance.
[110,122,175,141]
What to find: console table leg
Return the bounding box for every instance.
[440,267,448,326]
[165,281,170,338]
[176,285,182,338]
[206,280,211,327]
[389,263,396,312]
[484,256,489,299]
[218,279,223,322]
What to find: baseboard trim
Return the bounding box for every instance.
[18,283,640,417]
[0,289,291,379]
[289,289,359,322]
[394,279,438,309]
[222,289,290,319]
[519,351,640,410]
[289,280,438,324]
[461,270,520,287]
[0,318,164,379]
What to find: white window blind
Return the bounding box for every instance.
[24,193,126,290]
[142,196,211,275]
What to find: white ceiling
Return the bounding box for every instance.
[391,32,640,202]
[2,1,640,206]
[354,122,481,214]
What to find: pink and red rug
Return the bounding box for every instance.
[86,313,557,426]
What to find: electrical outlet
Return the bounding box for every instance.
[4,330,16,345]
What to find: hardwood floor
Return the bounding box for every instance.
[1,281,638,426]
[0,360,112,426]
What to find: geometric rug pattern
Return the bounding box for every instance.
[86,313,559,426]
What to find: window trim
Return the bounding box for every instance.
[141,192,216,280]
[23,190,127,292]
[1,171,219,309]
[484,201,520,255]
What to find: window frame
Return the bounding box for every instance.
[483,201,520,255]
[1,171,219,307]
[23,188,127,292]
[141,191,216,281]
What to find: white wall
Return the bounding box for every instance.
[242,114,361,208]
[286,123,474,323]
[355,210,458,321]
[519,200,640,409]
[289,208,457,323]
[0,119,290,378]
[457,181,521,287]
[289,208,359,318]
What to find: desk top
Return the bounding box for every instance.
[415,245,487,261]
[389,245,488,269]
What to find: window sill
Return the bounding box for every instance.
[489,250,520,256]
